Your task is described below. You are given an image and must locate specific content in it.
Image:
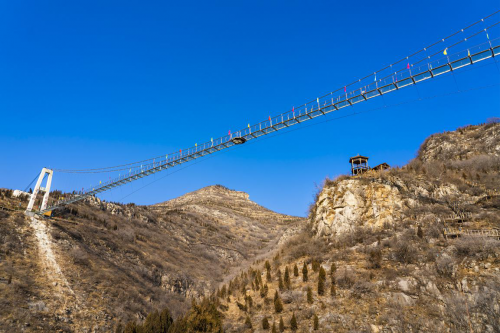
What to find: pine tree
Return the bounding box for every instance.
[318,276,325,296]
[260,283,269,298]
[262,317,270,329]
[265,260,271,271]
[279,317,285,332]
[284,266,291,289]
[330,284,336,297]
[267,269,272,282]
[312,259,320,272]
[272,322,277,333]
[313,314,319,330]
[142,310,160,333]
[302,262,308,282]
[319,266,326,281]
[307,286,313,304]
[278,269,284,290]
[246,295,253,309]
[159,308,173,333]
[274,291,284,313]
[293,264,299,277]
[290,313,298,331]
[245,315,252,329]
[330,262,337,283]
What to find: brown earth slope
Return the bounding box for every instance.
[0,185,303,332]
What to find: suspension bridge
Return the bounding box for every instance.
[25,11,500,216]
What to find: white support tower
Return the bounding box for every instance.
[25,168,53,216]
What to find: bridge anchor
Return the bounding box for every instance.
[25,168,53,217]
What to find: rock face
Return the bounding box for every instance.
[312,179,404,237]
[311,122,500,238]
[418,122,500,162]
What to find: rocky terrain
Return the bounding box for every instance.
[1,121,499,333]
[211,122,500,332]
[0,185,303,332]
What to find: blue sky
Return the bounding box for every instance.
[1,1,499,216]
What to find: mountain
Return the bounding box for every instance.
[1,122,499,333]
[214,121,500,332]
[0,185,303,332]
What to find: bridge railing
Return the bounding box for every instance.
[41,35,500,214]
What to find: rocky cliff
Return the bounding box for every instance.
[311,122,500,239]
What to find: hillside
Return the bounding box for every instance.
[213,122,500,332]
[1,122,499,333]
[0,185,303,332]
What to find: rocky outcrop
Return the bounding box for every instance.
[418,122,499,162]
[312,178,404,237]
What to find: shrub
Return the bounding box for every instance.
[302,263,308,282]
[393,240,417,264]
[293,264,299,277]
[313,314,319,330]
[336,268,355,289]
[436,255,456,278]
[368,248,382,269]
[351,281,374,299]
[279,317,285,332]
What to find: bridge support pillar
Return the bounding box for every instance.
[25,168,53,216]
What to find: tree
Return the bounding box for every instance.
[245,316,252,329]
[312,259,320,272]
[330,262,337,281]
[123,321,139,333]
[262,317,270,329]
[318,277,325,296]
[307,287,313,304]
[330,284,336,297]
[290,313,298,331]
[279,317,285,332]
[313,314,319,330]
[293,264,299,277]
[265,260,271,271]
[272,322,277,333]
[267,269,272,282]
[246,295,253,309]
[159,308,173,333]
[142,310,161,333]
[274,291,284,313]
[260,283,269,298]
[319,266,326,281]
[278,269,284,290]
[302,263,308,282]
[284,266,291,289]
[318,267,326,296]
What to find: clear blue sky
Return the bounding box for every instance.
[1,1,499,216]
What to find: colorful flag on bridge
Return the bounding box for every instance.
[407,62,410,69]
[443,48,448,56]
